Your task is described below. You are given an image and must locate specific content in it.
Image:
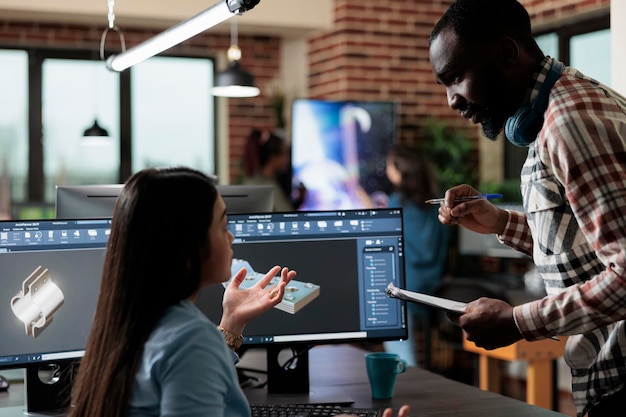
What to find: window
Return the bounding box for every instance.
[0,48,216,218]
[131,57,215,174]
[533,14,610,77]
[569,28,610,86]
[0,50,29,207]
[42,59,120,201]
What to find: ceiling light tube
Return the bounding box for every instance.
[106,0,260,72]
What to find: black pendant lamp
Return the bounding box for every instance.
[212,18,260,98]
[83,60,110,140]
[83,119,109,137]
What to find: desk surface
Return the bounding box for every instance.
[242,344,565,416]
[0,345,566,417]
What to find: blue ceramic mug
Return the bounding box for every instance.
[364,352,408,399]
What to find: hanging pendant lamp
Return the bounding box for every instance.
[83,0,118,141]
[83,119,109,137]
[212,18,260,98]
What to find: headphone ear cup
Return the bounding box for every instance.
[505,59,564,147]
[505,106,542,147]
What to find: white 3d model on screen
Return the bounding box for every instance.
[10,265,65,338]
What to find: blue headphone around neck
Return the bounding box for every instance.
[505,59,564,147]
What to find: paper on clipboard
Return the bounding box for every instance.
[386,282,467,314]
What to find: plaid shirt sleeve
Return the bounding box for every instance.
[496,210,533,257]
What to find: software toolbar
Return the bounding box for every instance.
[0,219,111,251]
[229,210,402,240]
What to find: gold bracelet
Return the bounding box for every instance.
[217,325,243,350]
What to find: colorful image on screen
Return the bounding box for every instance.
[291,99,396,210]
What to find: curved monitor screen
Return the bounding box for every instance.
[195,208,408,346]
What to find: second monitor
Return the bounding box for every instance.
[195,208,408,399]
[55,184,274,218]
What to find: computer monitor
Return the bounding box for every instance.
[216,185,274,213]
[0,218,111,415]
[194,208,407,401]
[55,184,274,219]
[55,184,123,219]
[291,99,397,211]
[3,211,404,411]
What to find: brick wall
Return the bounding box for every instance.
[0,20,281,184]
[308,0,454,145]
[307,0,610,149]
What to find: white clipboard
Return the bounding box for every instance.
[386,282,467,314]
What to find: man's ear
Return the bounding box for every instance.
[495,37,520,71]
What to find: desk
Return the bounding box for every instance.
[463,337,567,410]
[241,344,566,416]
[0,345,567,417]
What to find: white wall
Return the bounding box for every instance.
[611,0,626,95]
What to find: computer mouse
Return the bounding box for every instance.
[0,374,10,392]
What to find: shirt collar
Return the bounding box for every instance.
[525,56,557,105]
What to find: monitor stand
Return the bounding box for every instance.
[22,361,78,416]
[249,345,353,405]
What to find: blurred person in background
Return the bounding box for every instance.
[242,128,304,212]
[383,144,449,367]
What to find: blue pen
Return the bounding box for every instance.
[425,193,503,205]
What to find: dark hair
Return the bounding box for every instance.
[388,144,440,209]
[243,128,286,177]
[430,0,542,56]
[68,167,218,417]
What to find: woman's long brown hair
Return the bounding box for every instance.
[67,167,218,417]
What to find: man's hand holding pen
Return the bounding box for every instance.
[435,184,561,348]
[433,184,509,236]
[425,193,503,205]
[436,185,523,350]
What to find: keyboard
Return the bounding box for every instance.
[250,403,382,417]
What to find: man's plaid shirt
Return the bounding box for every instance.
[498,57,626,417]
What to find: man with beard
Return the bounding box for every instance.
[428,1,626,416]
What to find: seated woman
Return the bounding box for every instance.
[67,167,295,417]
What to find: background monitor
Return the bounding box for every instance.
[194,208,407,400]
[55,184,123,219]
[291,99,397,211]
[55,184,274,219]
[216,185,274,214]
[0,218,111,414]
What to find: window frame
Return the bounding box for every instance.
[15,48,217,202]
[533,14,610,65]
